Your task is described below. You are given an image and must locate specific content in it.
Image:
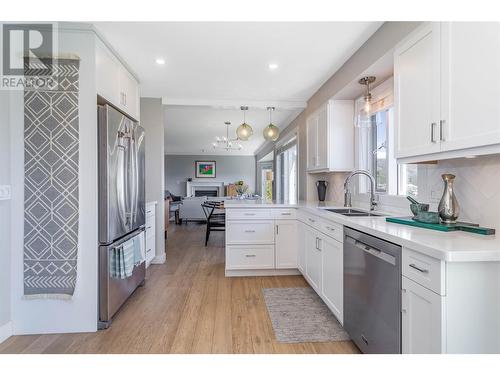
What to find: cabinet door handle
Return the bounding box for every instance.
[245,254,256,258]
[281,212,291,216]
[308,218,316,223]
[244,213,256,216]
[276,225,279,235]
[409,263,429,274]
[317,238,322,251]
[326,226,335,232]
[439,119,445,141]
[244,230,256,233]
[430,122,437,143]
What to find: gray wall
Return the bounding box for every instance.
[140,98,165,260]
[165,155,256,197]
[255,22,422,200]
[0,91,11,331]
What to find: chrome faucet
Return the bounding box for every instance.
[344,170,379,211]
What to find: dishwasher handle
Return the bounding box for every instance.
[346,236,396,266]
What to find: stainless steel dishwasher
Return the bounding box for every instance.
[343,227,402,354]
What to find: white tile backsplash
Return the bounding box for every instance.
[416,154,500,228]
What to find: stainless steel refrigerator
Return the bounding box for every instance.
[98,104,146,329]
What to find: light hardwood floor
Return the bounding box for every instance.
[0,223,359,354]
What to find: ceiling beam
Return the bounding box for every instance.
[161,97,307,110]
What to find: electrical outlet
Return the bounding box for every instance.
[0,185,11,200]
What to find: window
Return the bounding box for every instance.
[276,137,298,203]
[370,109,390,193]
[261,165,274,200]
[356,77,418,197]
[257,151,274,200]
[399,164,418,196]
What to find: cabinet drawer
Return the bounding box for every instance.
[403,248,445,295]
[145,205,155,217]
[271,209,297,219]
[320,220,343,242]
[226,245,275,270]
[301,212,322,231]
[226,221,274,244]
[226,209,270,220]
[146,214,155,227]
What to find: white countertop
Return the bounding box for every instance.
[224,199,500,263]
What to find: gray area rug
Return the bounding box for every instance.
[263,287,350,343]
[23,58,80,298]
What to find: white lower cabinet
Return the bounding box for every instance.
[402,276,445,354]
[145,202,157,268]
[321,235,343,324]
[305,227,322,293]
[225,208,298,275]
[298,214,344,324]
[275,220,298,269]
[226,245,275,270]
[297,222,306,274]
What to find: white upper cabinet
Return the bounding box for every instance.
[306,114,318,170]
[394,23,441,159]
[306,100,354,173]
[95,37,140,121]
[395,22,500,162]
[440,22,500,151]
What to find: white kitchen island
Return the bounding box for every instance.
[224,199,500,354]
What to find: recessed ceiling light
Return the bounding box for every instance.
[156,58,166,65]
[268,63,279,70]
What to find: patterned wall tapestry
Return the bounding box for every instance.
[23,59,80,298]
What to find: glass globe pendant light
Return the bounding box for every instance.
[263,106,280,141]
[358,76,376,114]
[236,106,253,141]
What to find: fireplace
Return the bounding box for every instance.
[186,181,225,197]
[194,189,218,197]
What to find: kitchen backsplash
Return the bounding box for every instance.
[416,154,500,228]
[307,154,500,229]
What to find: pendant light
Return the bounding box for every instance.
[212,121,243,151]
[263,106,280,141]
[236,106,253,141]
[358,76,376,113]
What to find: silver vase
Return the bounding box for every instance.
[438,174,460,224]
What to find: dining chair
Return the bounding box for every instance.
[201,201,225,246]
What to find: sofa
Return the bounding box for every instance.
[179,196,226,222]
[179,196,208,222]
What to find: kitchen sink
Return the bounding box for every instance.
[322,208,385,217]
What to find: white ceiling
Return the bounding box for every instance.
[164,105,300,155]
[94,22,383,155]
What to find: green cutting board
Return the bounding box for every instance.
[386,217,496,235]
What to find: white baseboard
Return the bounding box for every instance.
[225,269,301,277]
[152,252,166,264]
[0,321,13,344]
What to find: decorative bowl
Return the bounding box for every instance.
[410,203,429,216]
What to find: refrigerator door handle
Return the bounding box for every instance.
[116,134,128,231]
[129,127,139,226]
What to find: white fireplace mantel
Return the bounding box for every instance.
[186,181,225,197]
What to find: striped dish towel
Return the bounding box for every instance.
[122,239,135,278]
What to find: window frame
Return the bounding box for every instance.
[275,136,298,203]
[354,77,417,199]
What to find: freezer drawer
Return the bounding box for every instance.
[99,229,145,328]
